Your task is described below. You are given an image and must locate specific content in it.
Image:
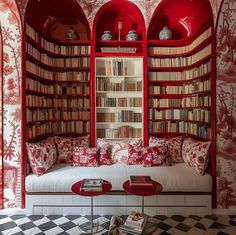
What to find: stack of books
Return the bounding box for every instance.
[130,176,153,189]
[119,211,147,234]
[80,178,103,192]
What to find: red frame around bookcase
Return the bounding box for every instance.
[91,0,147,146]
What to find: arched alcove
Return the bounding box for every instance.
[148,0,213,40]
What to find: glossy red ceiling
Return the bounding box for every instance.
[26,0,88,34]
[148,0,213,40]
[93,0,145,40]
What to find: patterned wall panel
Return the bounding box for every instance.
[0,0,230,210]
[216,0,236,209]
[0,0,22,209]
[0,26,2,210]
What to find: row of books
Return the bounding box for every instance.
[27,123,52,139]
[148,61,210,81]
[26,80,54,94]
[148,27,211,55]
[27,43,90,66]
[27,61,53,80]
[54,71,90,81]
[54,84,90,95]
[148,45,211,67]
[27,109,54,122]
[97,126,142,139]
[57,111,90,120]
[148,95,210,108]
[96,111,142,123]
[80,179,103,192]
[96,97,142,108]
[149,80,210,94]
[149,121,211,138]
[26,25,91,55]
[26,96,90,108]
[53,121,90,134]
[96,80,142,92]
[149,109,210,122]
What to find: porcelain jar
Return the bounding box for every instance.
[126,30,138,41]
[101,31,113,40]
[159,26,172,40]
[66,28,78,40]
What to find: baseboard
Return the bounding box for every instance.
[0,208,27,215]
[212,208,236,215]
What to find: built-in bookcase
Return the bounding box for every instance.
[25,24,91,141]
[147,25,212,140]
[95,57,143,140]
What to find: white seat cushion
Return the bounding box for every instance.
[25,163,212,193]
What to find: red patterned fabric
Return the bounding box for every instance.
[166,136,184,163]
[72,147,99,167]
[127,145,143,165]
[143,147,169,167]
[97,138,142,164]
[54,135,90,163]
[99,143,112,165]
[182,137,211,175]
[26,138,57,176]
[148,136,167,154]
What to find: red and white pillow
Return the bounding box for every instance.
[167,136,183,163]
[182,137,211,175]
[72,147,99,167]
[26,137,57,176]
[149,136,183,163]
[127,145,143,165]
[143,147,169,167]
[127,145,169,166]
[99,143,112,165]
[54,135,90,163]
[97,138,142,164]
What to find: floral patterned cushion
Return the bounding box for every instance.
[99,143,112,165]
[166,136,184,163]
[26,137,57,176]
[72,147,99,167]
[143,147,169,167]
[54,135,90,163]
[127,145,143,165]
[97,138,142,164]
[182,137,211,175]
[148,136,167,154]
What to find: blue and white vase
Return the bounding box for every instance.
[126,30,138,41]
[101,31,113,40]
[159,26,172,40]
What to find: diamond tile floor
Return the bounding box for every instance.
[0,214,235,235]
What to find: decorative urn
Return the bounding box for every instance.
[126,30,138,41]
[101,31,113,40]
[66,28,78,40]
[159,26,172,40]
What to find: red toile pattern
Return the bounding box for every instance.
[216,0,236,208]
[166,136,183,163]
[72,147,99,167]
[98,143,112,166]
[127,145,144,165]
[0,30,2,209]
[182,138,211,175]
[54,135,90,163]
[26,138,57,176]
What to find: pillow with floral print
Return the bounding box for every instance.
[72,147,99,167]
[97,138,142,164]
[182,137,211,175]
[166,136,184,163]
[127,145,143,165]
[99,143,112,165]
[26,137,57,176]
[149,136,168,154]
[54,135,90,163]
[143,147,169,167]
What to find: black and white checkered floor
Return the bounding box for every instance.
[0,214,236,235]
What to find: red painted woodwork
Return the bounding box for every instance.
[147,0,213,40]
[71,180,112,197]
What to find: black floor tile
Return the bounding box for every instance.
[175,222,191,232]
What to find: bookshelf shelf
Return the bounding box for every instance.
[26,23,91,141]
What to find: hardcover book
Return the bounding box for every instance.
[130,176,153,187]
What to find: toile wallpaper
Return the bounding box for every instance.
[1,0,235,210]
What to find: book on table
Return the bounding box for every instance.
[119,211,147,235]
[130,176,153,188]
[80,178,103,192]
